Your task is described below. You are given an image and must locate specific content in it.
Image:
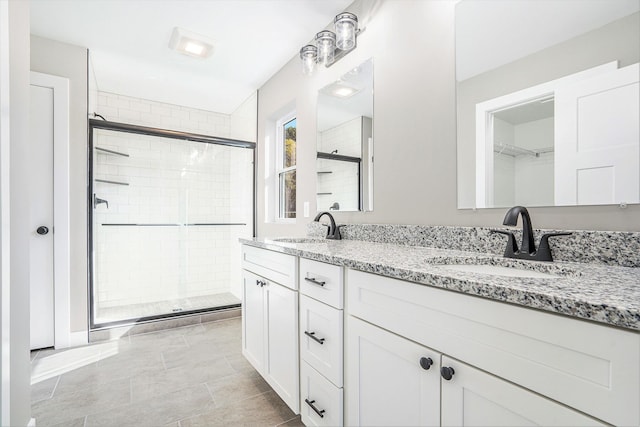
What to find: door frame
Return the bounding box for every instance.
[30,71,72,349]
[474,61,618,208]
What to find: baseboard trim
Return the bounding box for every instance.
[67,331,88,347]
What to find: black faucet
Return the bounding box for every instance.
[313,211,343,240]
[492,206,571,262]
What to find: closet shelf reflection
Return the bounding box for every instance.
[494,142,554,158]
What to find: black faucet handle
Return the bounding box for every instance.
[490,229,519,257]
[541,232,573,239]
[536,232,572,262]
[327,224,344,240]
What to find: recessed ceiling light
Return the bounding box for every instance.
[333,86,357,97]
[169,27,215,59]
[320,81,362,99]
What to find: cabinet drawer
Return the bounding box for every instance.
[242,245,297,290]
[300,258,343,308]
[347,269,640,427]
[300,295,343,387]
[301,361,343,427]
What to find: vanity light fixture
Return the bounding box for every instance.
[169,27,215,58]
[299,12,360,75]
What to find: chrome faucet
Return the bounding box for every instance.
[493,206,571,262]
[313,211,343,240]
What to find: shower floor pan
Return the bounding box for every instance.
[94,292,241,325]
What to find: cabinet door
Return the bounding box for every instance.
[346,317,440,427]
[242,270,265,373]
[265,281,300,413]
[441,356,606,427]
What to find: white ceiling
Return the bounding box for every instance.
[30,0,353,114]
[455,0,640,82]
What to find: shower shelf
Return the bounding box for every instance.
[95,178,129,186]
[95,146,129,157]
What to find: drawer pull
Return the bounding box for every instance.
[419,357,433,370]
[256,279,266,287]
[441,366,455,381]
[304,277,326,287]
[305,398,326,418]
[304,331,326,345]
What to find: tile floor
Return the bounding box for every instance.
[31,317,303,427]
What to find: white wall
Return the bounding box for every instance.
[493,118,515,207]
[514,117,554,206]
[230,91,258,142]
[30,36,89,334]
[1,0,32,424]
[257,0,640,236]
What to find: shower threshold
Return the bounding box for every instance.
[93,292,240,328]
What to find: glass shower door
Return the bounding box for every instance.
[90,123,254,328]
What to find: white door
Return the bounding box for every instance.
[29,83,55,350]
[264,280,299,413]
[346,316,440,427]
[555,63,640,205]
[440,356,606,426]
[241,270,265,373]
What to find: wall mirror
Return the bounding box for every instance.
[456,0,640,209]
[316,58,374,212]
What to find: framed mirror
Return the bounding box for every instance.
[316,58,373,212]
[456,0,640,209]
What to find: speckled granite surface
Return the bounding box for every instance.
[308,223,640,267]
[240,237,640,331]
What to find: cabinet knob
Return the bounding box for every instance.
[419,357,433,370]
[440,366,455,381]
[36,226,49,235]
[256,279,266,287]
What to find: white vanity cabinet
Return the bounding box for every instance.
[299,258,345,427]
[241,245,299,413]
[346,269,639,427]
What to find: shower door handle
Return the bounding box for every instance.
[93,194,109,209]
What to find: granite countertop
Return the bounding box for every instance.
[240,237,640,331]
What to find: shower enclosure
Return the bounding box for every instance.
[89,120,255,328]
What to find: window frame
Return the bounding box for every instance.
[275,111,297,221]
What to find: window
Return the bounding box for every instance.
[277,115,296,219]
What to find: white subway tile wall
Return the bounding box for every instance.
[317,117,362,211]
[97,92,231,137]
[92,93,253,322]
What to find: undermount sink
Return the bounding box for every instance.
[269,237,327,244]
[439,264,560,279]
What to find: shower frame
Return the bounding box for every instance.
[87,119,256,330]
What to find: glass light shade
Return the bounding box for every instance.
[300,45,318,75]
[315,30,336,66]
[335,12,358,51]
